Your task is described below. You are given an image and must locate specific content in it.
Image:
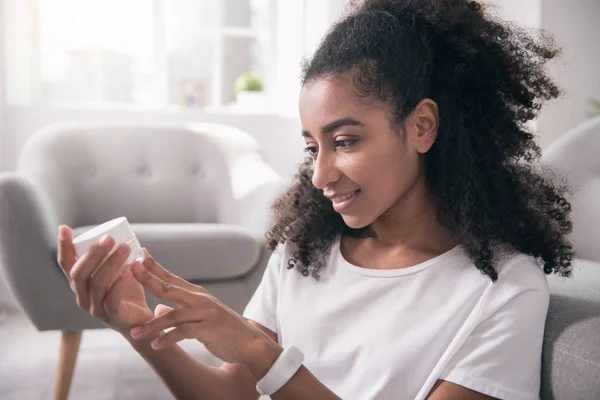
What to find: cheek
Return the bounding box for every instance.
[369,150,417,196]
[336,155,371,184]
[339,144,417,193]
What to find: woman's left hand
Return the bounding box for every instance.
[128,249,267,365]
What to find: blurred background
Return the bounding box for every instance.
[0,0,599,399]
[1,0,599,182]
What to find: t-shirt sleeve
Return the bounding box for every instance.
[242,244,284,334]
[438,255,550,400]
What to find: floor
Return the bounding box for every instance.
[0,310,255,400]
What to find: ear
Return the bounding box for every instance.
[410,98,439,154]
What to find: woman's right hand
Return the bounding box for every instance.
[57,225,155,337]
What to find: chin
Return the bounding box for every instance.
[340,214,372,230]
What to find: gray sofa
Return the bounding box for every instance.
[540,116,600,399]
[0,122,287,399]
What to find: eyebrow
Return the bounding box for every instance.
[301,117,364,138]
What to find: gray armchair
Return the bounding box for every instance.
[0,122,288,399]
[541,116,600,399]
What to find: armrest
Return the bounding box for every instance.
[0,172,98,331]
[235,178,290,243]
[541,259,600,398]
[215,147,290,241]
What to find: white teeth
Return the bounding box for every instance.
[333,190,358,203]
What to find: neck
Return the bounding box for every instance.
[362,176,458,253]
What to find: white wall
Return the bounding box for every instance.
[538,0,600,148]
[274,0,346,112]
[0,0,16,312]
[0,0,5,166]
[485,0,541,28]
[483,0,600,148]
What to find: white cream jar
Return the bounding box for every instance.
[73,217,143,264]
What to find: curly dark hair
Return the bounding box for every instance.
[265,0,574,282]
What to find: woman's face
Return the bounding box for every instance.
[299,75,435,229]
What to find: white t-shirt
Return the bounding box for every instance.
[243,235,550,400]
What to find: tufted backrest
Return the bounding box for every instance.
[16,123,276,229]
[542,116,600,263]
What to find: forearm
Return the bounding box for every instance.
[244,338,341,400]
[126,334,232,400]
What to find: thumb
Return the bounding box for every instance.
[154,304,174,317]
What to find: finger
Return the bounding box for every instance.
[131,261,192,306]
[101,269,144,317]
[150,323,200,350]
[130,307,206,339]
[57,225,77,279]
[88,243,132,318]
[154,304,173,317]
[141,248,204,293]
[69,235,115,310]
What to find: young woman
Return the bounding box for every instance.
[57,1,573,399]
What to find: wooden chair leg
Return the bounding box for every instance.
[54,330,83,400]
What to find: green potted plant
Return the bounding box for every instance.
[234,72,266,110]
[589,97,600,118]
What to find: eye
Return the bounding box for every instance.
[303,146,318,157]
[334,139,357,148]
[303,139,357,158]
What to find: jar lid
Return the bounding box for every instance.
[73,216,135,258]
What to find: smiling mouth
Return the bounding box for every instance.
[330,190,361,213]
[331,190,360,204]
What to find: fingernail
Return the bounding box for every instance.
[130,326,142,337]
[99,234,111,247]
[117,244,130,255]
[132,262,144,274]
[151,339,160,349]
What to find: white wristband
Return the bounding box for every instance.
[256,345,305,396]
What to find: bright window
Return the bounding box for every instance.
[3,0,346,114]
[35,0,272,110]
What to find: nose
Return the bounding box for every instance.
[311,151,340,190]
